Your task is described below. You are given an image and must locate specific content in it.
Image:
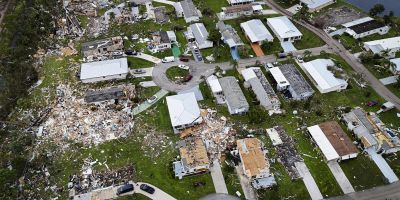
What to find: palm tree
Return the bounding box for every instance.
[230,59,238,68]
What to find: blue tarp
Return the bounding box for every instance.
[230,47,240,60]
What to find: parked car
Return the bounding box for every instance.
[133,69,146,74]
[178,64,189,70]
[162,56,175,63]
[112,51,124,56]
[125,49,137,56]
[147,95,157,104]
[265,63,274,69]
[179,57,189,62]
[296,55,304,63]
[116,184,134,195]
[367,100,378,107]
[140,184,155,194]
[183,75,193,82]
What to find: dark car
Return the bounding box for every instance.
[183,75,193,82]
[125,49,137,56]
[133,69,146,74]
[180,57,189,62]
[367,100,378,107]
[116,184,134,195]
[140,184,155,194]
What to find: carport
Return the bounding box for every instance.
[230,47,240,60]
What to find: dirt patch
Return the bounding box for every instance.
[313,6,365,28]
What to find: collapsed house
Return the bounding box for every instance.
[64,0,99,17]
[149,31,172,52]
[241,67,281,113]
[235,138,276,189]
[175,0,202,23]
[186,23,213,49]
[301,59,348,93]
[342,107,400,154]
[173,137,210,179]
[267,126,303,180]
[166,92,203,133]
[364,36,400,58]
[154,6,169,24]
[343,17,390,39]
[80,58,129,83]
[218,4,262,20]
[57,10,85,38]
[307,121,359,162]
[269,64,314,100]
[81,36,124,61]
[84,87,124,103]
[219,76,249,115]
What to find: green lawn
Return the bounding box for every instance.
[293,25,326,50]
[166,66,190,81]
[127,57,155,69]
[337,34,363,53]
[387,84,400,99]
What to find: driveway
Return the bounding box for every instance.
[327,161,355,194]
[131,89,169,115]
[295,162,324,200]
[129,53,161,64]
[130,67,153,78]
[366,148,399,183]
[235,165,256,200]
[210,161,229,194]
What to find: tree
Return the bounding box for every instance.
[369,4,385,16]
[294,5,310,21]
[304,50,312,58]
[359,52,374,64]
[208,28,221,46]
[230,59,238,68]
[394,77,400,89]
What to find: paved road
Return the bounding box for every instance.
[264,0,400,110]
[78,181,176,200]
[327,161,355,194]
[295,162,324,200]
[152,46,330,92]
[210,160,229,194]
[329,181,400,200]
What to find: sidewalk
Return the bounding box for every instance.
[295,162,323,200]
[327,161,355,194]
[210,161,229,194]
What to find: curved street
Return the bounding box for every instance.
[264,0,400,110]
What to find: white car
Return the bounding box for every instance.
[178,64,189,70]
[147,95,157,104]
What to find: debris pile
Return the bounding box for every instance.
[273,126,303,180]
[69,158,136,196]
[42,84,134,147]
[180,109,237,162]
[141,131,171,158]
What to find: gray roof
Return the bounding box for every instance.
[217,21,243,48]
[82,38,114,52]
[84,87,124,103]
[219,76,249,112]
[180,0,199,18]
[153,31,171,44]
[280,64,314,97]
[190,23,211,46]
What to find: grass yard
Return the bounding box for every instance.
[201,45,232,63]
[337,34,363,53]
[387,84,400,99]
[166,66,190,81]
[384,153,400,177]
[293,25,326,50]
[221,164,244,196]
[127,57,155,69]
[193,0,229,13]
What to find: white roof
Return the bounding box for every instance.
[189,23,212,47]
[266,128,283,146]
[302,59,347,91]
[390,58,400,71]
[300,0,334,9]
[269,67,290,88]
[166,93,202,127]
[80,58,128,80]
[364,36,400,53]
[267,16,302,39]
[206,75,222,93]
[167,31,176,40]
[240,19,273,43]
[252,5,263,11]
[241,67,257,81]
[228,0,254,4]
[342,17,373,28]
[307,125,340,161]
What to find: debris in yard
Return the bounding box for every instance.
[41,84,135,147]
[69,157,136,195]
